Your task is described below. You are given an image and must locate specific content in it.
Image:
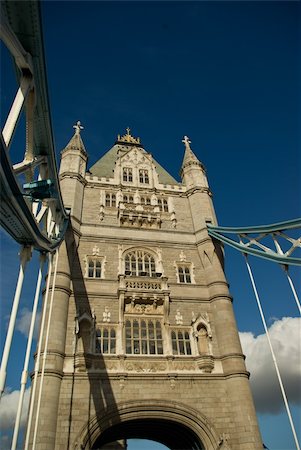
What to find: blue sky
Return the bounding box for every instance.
[0,1,300,449]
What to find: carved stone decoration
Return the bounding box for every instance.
[156,248,164,275]
[124,361,167,372]
[192,312,213,358]
[92,245,100,256]
[195,355,214,373]
[175,309,183,325]
[125,298,164,315]
[102,306,111,322]
[218,433,231,449]
[179,250,186,262]
[170,211,177,228]
[172,362,196,371]
[99,205,104,221]
[118,244,123,274]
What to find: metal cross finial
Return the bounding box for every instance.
[73,121,84,135]
[182,135,192,150]
[126,127,131,135]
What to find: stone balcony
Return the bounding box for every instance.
[119,275,168,292]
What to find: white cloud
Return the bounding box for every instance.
[239,317,301,414]
[16,307,41,340]
[0,387,30,430]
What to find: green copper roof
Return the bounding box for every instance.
[89,143,180,185]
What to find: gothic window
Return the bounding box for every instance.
[123,168,133,182]
[105,193,116,207]
[123,195,128,203]
[125,318,163,355]
[125,250,156,277]
[95,327,116,354]
[141,197,151,205]
[171,330,192,355]
[158,198,168,212]
[139,169,149,184]
[178,266,192,283]
[87,259,102,278]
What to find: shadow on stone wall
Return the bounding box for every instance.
[66,226,120,449]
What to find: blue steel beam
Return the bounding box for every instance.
[207,220,301,266]
[0,0,69,251]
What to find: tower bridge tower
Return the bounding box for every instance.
[27,126,262,449]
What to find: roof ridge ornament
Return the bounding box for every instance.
[73,120,84,135]
[117,127,141,145]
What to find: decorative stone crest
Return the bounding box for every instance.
[175,309,183,325]
[92,245,100,256]
[102,306,111,323]
[179,250,186,262]
[116,127,141,145]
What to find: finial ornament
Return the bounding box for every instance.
[182,135,192,151]
[73,121,84,135]
[116,127,141,144]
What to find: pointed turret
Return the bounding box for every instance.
[180,136,208,190]
[61,121,87,156]
[59,121,88,226]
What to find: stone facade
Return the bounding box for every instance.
[27,127,263,449]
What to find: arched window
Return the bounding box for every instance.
[88,259,102,278]
[139,169,149,184]
[125,250,156,277]
[123,168,133,182]
[158,198,168,212]
[95,327,116,354]
[105,193,116,207]
[178,266,191,283]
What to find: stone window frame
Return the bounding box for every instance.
[84,254,106,279]
[157,198,168,212]
[105,192,116,207]
[124,317,164,355]
[95,324,116,354]
[123,167,133,183]
[124,248,157,277]
[140,196,151,205]
[174,262,195,284]
[123,194,134,204]
[171,328,192,356]
[139,169,149,184]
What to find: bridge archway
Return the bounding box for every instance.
[75,400,221,450]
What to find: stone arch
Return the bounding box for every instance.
[74,400,221,450]
[122,246,160,277]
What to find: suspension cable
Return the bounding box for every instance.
[24,252,53,450]
[11,252,46,450]
[0,245,32,400]
[31,247,59,450]
[244,254,300,450]
[282,265,301,315]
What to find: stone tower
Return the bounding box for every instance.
[27,126,263,449]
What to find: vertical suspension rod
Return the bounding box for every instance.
[0,245,32,400]
[32,248,59,450]
[244,254,300,450]
[283,266,301,315]
[24,253,53,450]
[11,252,46,450]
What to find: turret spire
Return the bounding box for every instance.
[181,135,204,174]
[62,120,87,155]
[73,120,84,135]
